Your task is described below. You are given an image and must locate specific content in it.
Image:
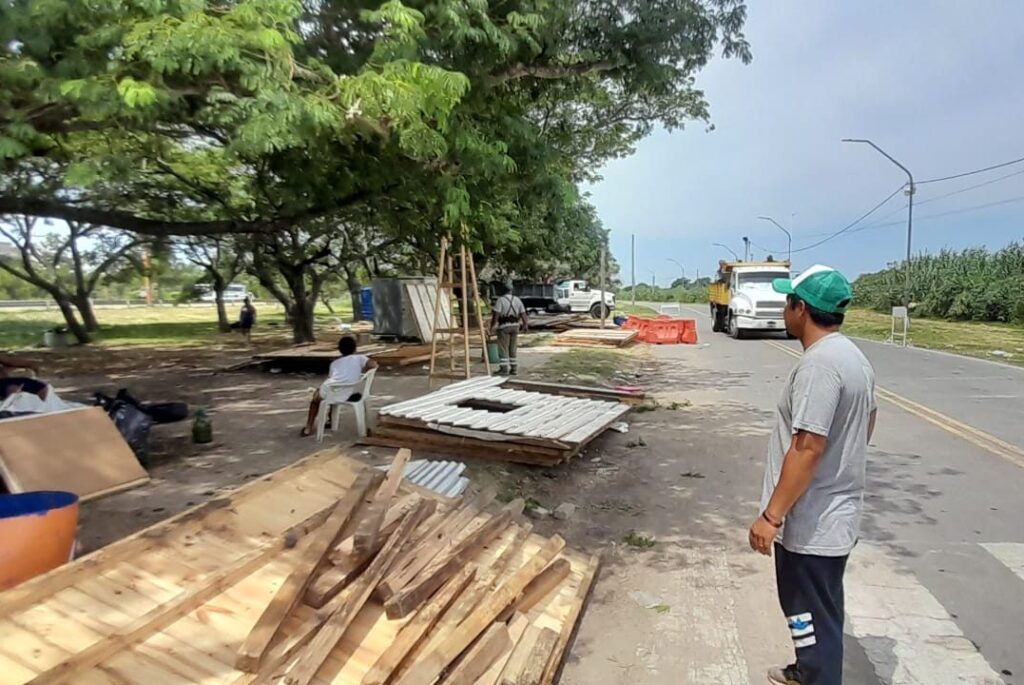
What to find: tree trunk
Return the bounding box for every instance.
[214,288,230,332]
[345,269,363,322]
[74,295,100,332]
[289,300,316,343]
[56,298,91,345]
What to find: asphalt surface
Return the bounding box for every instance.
[576,303,1024,684]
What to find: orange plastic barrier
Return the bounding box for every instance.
[0,491,79,590]
[624,317,698,344]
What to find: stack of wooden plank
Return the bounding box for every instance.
[0,448,598,685]
[551,328,637,348]
[363,377,631,466]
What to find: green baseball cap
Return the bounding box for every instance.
[772,264,853,315]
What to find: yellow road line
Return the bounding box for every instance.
[762,339,1024,469]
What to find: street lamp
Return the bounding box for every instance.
[713,243,740,260]
[842,138,914,306]
[757,216,792,262]
[742,236,750,261]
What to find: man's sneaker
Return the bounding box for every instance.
[767,664,802,684]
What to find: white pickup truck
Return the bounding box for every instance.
[555,280,616,318]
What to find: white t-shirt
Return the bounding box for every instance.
[493,294,526,330]
[328,354,369,385]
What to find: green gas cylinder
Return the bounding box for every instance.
[192,408,213,444]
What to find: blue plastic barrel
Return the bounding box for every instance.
[360,287,374,321]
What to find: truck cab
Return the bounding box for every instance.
[709,262,791,338]
[556,280,616,318]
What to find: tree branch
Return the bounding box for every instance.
[493,60,620,83]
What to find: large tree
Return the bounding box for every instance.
[1,1,749,245]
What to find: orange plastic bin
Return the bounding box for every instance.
[0,491,79,590]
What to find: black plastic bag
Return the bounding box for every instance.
[116,389,188,424]
[107,400,153,467]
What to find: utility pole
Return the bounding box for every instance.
[630,233,636,307]
[713,243,741,261]
[843,138,915,307]
[599,243,607,329]
[757,216,792,263]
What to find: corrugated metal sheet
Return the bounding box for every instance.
[376,459,469,498]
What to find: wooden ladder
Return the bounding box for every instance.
[428,236,491,386]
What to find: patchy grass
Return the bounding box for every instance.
[0,302,354,350]
[592,499,643,515]
[679,471,706,479]
[651,603,671,614]
[623,531,657,549]
[616,304,658,316]
[519,332,554,348]
[843,308,1024,367]
[666,400,691,410]
[625,436,647,448]
[534,348,634,385]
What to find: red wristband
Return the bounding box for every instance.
[762,511,783,528]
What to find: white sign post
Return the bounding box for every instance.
[890,306,909,347]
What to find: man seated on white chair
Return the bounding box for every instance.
[300,336,378,437]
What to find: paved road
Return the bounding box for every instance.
[566,304,1024,684]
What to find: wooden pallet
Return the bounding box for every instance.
[552,329,637,348]
[0,449,598,685]
[365,377,631,466]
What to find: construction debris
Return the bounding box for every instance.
[364,376,632,466]
[552,328,638,348]
[0,448,598,685]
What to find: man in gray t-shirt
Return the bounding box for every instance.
[749,265,877,685]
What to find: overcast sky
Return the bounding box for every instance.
[586,1,1024,286]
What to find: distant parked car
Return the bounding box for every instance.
[200,284,249,303]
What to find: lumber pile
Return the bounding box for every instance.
[364,377,632,466]
[552,328,637,348]
[0,448,598,685]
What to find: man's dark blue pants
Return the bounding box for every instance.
[774,543,849,684]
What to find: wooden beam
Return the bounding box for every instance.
[362,566,477,685]
[236,469,382,672]
[306,495,427,609]
[541,554,600,685]
[384,509,513,619]
[440,622,512,685]
[393,535,566,685]
[281,500,432,685]
[353,449,412,556]
[478,613,530,685]
[378,488,495,600]
[499,627,559,685]
[498,559,571,623]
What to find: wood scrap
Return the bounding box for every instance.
[499,626,560,685]
[393,535,566,685]
[353,449,412,556]
[281,499,433,685]
[236,469,382,672]
[440,622,513,685]
[478,613,531,685]
[384,508,514,619]
[498,559,571,622]
[362,566,477,685]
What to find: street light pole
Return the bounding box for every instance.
[713,243,741,261]
[842,138,915,306]
[742,236,750,261]
[757,215,792,262]
[667,258,685,308]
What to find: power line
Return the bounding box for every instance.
[847,194,1024,235]
[917,154,1024,184]
[786,184,906,254]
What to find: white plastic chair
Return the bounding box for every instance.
[315,368,378,441]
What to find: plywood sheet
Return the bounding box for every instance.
[0,407,148,501]
[0,450,597,685]
[405,282,453,343]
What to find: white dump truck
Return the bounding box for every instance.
[555,279,616,318]
[708,261,792,338]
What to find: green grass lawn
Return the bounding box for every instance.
[844,308,1024,366]
[615,303,658,316]
[0,301,354,349]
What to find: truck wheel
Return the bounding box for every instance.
[728,314,744,339]
[590,303,608,319]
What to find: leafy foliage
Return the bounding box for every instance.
[854,242,1024,323]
